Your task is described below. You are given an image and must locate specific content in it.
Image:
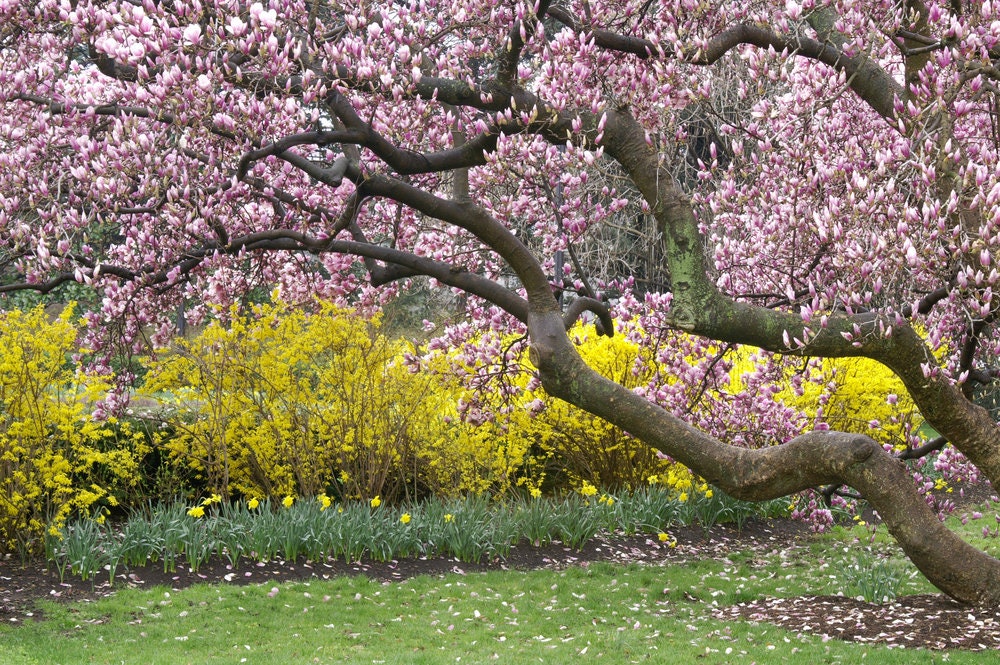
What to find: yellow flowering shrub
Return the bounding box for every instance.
[416,324,680,495]
[514,324,678,491]
[0,305,146,555]
[775,355,920,448]
[404,344,536,498]
[141,299,433,502]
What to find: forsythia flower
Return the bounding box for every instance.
[318,494,331,510]
[248,497,260,510]
[579,481,597,497]
[400,512,411,524]
[187,506,205,518]
[282,495,294,508]
[370,495,381,508]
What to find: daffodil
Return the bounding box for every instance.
[657,532,669,542]
[579,481,598,497]
[248,497,260,510]
[282,495,294,508]
[400,512,411,524]
[444,513,454,523]
[187,506,205,518]
[318,494,331,510]
[529,487,541,499]
[370,495,381,508]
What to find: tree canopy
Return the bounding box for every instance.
[5,0,1000,603]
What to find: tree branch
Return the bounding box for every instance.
[527,309,1000,605]
[547,6,658,58]
[496,0,552,87]
[545,13,903,121]
[898,435,948,460]
[562,296,614,336]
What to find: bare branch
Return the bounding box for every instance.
[898,436,948,460]
[562,296,614,336]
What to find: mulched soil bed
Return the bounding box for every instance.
[713,594,1000,651]
[3,515,999,651]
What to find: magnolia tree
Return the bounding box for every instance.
[4,0,1000,602]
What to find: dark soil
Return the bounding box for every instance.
[4,512,1000,651]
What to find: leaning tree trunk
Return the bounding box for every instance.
[599,109,1000,494]
[527,309,1000,606]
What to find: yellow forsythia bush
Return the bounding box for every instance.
[403,354,535,498]
[0,305,146,556]
[515,325,677,491]
[417,324,680,494]
[719,344,921,447]
[776,355,920,448]
[141,299,437,502]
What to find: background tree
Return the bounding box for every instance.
[4,0,1000,603]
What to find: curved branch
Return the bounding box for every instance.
[239,121,501,180]
[562,296,614,336]
[547,6,658,59]
[352,174,557,309]
[598,104,1000,493]
[42,229,529,323]
[236,129,364,179]
[0,273,78,295]
[545,13,903,121]
[11,94,238,141]
[898,435,948,460]
[496,0,552,87]
[527,310,1000,605]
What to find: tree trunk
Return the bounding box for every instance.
[598,110,1000,493]
[528,309,1000,606]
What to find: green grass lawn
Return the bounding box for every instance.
[3,492,994,664]
[0,547,975,664]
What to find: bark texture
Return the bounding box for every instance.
[527,309,1000,606]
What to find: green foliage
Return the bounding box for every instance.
[0,305,147,556]
[835,547,908,603]
[48,486,777,583]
